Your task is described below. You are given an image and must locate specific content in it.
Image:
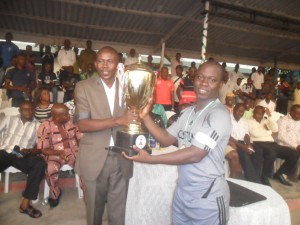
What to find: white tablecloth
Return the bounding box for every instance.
[125,147,291,225]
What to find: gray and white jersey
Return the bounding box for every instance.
[167,99,231,196]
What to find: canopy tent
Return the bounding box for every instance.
[0,0,300,70]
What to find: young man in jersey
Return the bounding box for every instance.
[123,60,231,225]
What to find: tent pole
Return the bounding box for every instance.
[160,39,165,69]
[201,0,210,63]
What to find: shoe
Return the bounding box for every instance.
[19,205,42,218]
[48,189,62,208]
[273,173,293,186]
[261,177,272,187]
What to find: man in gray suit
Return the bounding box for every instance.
[74,46,136,225]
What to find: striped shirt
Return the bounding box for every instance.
[0,115,40,152]
[35,104,53,122]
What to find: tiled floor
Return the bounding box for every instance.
[0,172,300,225]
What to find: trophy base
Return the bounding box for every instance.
[106,131,152,157]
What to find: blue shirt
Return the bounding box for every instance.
[6,68,34,98]
[0,41,20,67]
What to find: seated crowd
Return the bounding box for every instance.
[1,33,300,223]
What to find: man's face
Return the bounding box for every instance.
[5,33,12,42]
[176,67,183,76]
[19,103,34,121]
[225,96,235,106]
[189,67,196,79]
[194,63,223,101]
[223,71,229,82]
[45,64,52,73]
[175,53,181,61]
[17,55,26,68]
[40,89,50,102]
[265,93,273,101]
[161,68,169,80]
[253,107,264,123]
[86,40,92,49]
[233,105,245,121]
[130,49,135,57]
[64,39,71,49]
[94,49,118,83]
[290,108,300,121]
[235,64,239,71]
[54,106,70,124]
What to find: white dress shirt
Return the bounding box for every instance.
[277,114,300,149]
[230,114,249,141]
[57,49,76,67]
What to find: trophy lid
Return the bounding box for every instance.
[126,62,154,74]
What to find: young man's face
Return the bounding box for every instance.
[19,103,34,121]
[253,107,264,123]
[194,63,223,102]
[94,49,118,84]
[233,105,245,121]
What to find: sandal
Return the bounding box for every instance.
[19,205,42,218]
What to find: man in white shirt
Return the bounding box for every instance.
[124,48,139,67]
[0,101,46,218]
[258,92,276,113]
[227,103,262,183]
[219,71,239,104]
[248,106,299,186]
[251,66,264,99]
[165,52,183,78]
[277,104,300,180]
[229,64,247,83]
[57,39,76,88]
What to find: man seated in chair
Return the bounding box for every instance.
[277,104,300,181]
[37,103,81,207]
[248,106,299,186]
[0,101,46,218]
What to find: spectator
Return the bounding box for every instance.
[145,54,158,71]
[276,74,292,115]
[277,104,300,181]
[171,65,184,113]
[229,64,247,83]
[0,101,46,218]
[219,71,239,104]
[224,93,235,113]
[38,62,58,103]
[123,61,231,225]
[3,54,35,107]
[241,77,256,101]
[248,106,299,186]
[40,45,54,72]
[37,104,81,207]
[124,48,139,67]
[243,98,254,120]
[73,47,80,76]
[228,103,262,183]
[155,66,175,111]
[251,66,264,99]
[258,92,276,113]
[294,82,300,105]
[34,88,53,123]
[79,40,96,73]
[176,67,197,106]
[57,39,76,88]
[0,32,20,70]
[164,52,182,78]
[80,63,97,80]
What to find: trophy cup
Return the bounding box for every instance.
[107,63,157,156]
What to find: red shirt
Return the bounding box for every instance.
[155,77,174,105]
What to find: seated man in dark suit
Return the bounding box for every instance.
[0,101,46,218]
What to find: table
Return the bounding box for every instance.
[125,147,291,225]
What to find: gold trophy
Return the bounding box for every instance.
[108,63,157,156]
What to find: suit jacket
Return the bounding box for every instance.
[74,76,133,181]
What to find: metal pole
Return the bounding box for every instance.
[160,39,165,69]
[201,0,210,62]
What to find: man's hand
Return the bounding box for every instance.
[116,109,139,126]
[21,149,31,156]
[139,97,154,119]
[122,145,152,163]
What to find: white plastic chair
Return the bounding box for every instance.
[43,164,83,200]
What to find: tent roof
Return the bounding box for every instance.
[1,0,300,69]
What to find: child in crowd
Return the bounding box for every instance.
[243,98,254,120]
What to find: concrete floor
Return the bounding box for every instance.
[0,172,300,225]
